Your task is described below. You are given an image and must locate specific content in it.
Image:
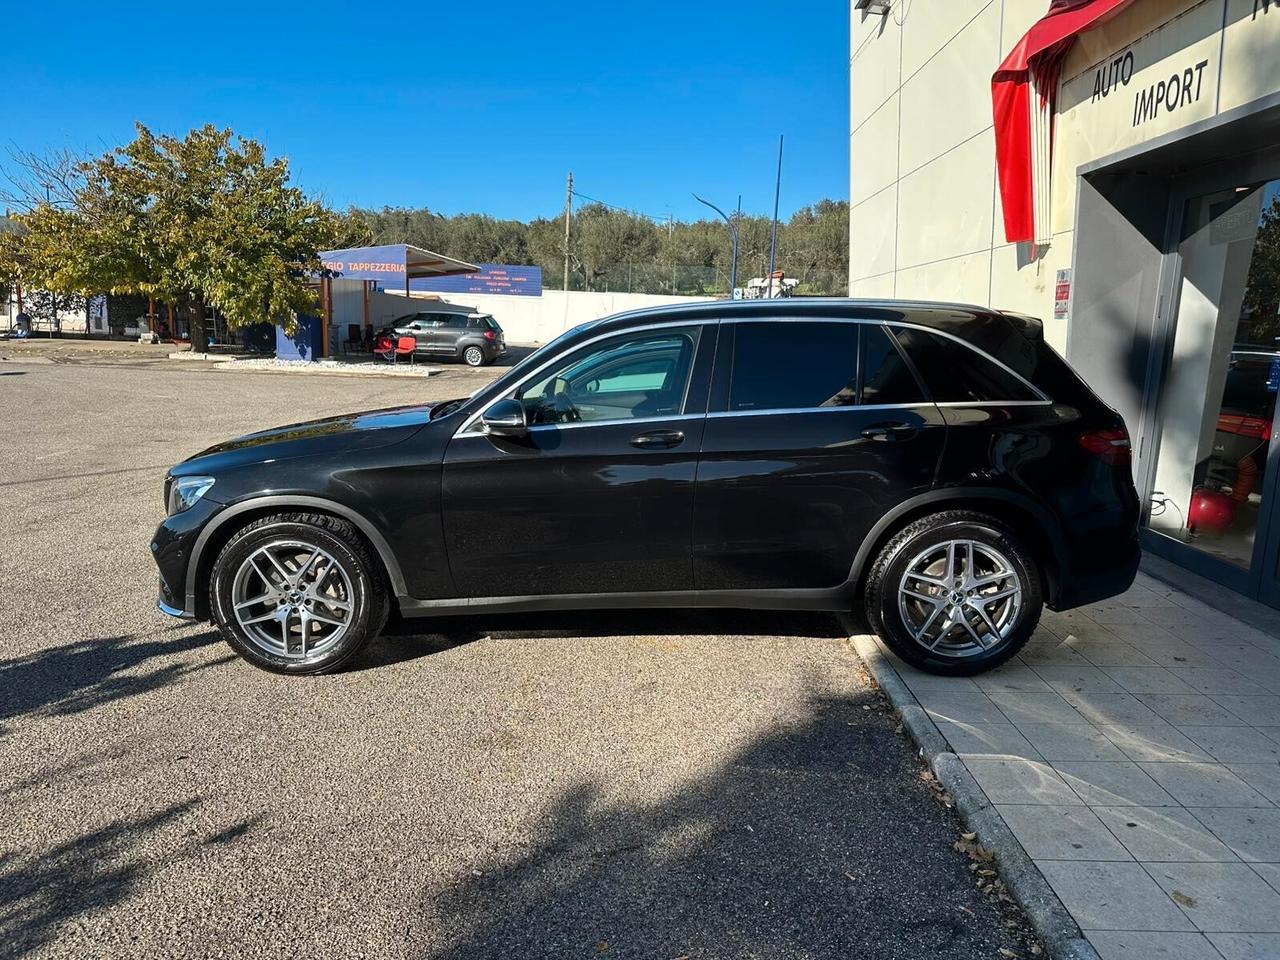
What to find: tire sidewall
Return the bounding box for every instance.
[210,520,377,675]
[871,518,1042,675]
[463,345,484,366]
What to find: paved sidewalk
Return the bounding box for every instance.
[873,571,1280,960]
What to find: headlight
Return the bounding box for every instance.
[167,476,215,515]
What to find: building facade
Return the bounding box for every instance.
[850,0,1280,607]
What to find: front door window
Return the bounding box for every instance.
[1147,180,1280,572]
[515,327,701,424]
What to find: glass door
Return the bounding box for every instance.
[1146,179,1280,603]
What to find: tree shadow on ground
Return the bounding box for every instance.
[0,628,227,728]
[361,609,848,671]
[0,798,260,959]
[412,684,1034,960]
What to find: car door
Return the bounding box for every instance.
[432,314,469,357]
[692,318,947,591]
[395,314,433,353]
[441,322,716,597]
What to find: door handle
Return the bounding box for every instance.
[861,422,919,442]
[631,429,685,449]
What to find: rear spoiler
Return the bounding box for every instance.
[998,310,1044,341]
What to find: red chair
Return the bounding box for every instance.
[372,333,395,362]
[393,335,416,364]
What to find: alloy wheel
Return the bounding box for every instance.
[896,539,1023,658]
[230,539,354,662]
[464,346,484,366]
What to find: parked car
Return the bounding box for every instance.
[379,308,506,366]
[152,300,1140,676]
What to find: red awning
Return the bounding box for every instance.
[993,0,1137,244]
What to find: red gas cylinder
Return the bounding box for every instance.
[1189,488,1237,533]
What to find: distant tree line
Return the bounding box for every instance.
[349,198,849,296]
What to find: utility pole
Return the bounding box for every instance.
[563,171,573,292]
[668,214,675,293]
[767,135,784,299]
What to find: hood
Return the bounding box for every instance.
[171,404,433,476]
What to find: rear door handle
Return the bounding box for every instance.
[631,429,685,449]
[861,422,919,442]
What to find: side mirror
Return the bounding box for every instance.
[481,398,528,437]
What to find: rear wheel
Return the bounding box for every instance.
[462,345,485,367]
[864,511,1042,675]
[209,512,387,675]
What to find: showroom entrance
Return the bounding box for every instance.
[1146,167,1280,606]
[1067,110,1280,611]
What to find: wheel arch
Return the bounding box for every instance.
[848,488,1066,607]
[185,495,407,618]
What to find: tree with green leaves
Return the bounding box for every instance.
[1,124,362,350]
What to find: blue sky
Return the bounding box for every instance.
[2,2,850,223]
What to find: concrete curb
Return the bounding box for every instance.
[852,635,1101,960]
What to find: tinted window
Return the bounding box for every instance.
[517,327,701,424]
[861,325,926,404]
[891,326,1040,402]
[442,315,468,329]
[730,322,858,411]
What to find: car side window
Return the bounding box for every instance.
[729,321,860,411]
[444,315,468,329]
[517,327,701,425]
[890,326,1040,402]
[860,325,927,405]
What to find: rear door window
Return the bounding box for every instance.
[729,322,859,411]
[727,321,926,412]
[890,326,1041,402]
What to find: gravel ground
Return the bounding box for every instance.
[0,357,1037,959]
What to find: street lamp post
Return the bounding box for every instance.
[692,193,739,298]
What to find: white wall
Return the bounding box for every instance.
[848,0,1280,353]
[383,289,713,345]
[848,0,1074,349]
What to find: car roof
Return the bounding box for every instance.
[580,297,1043,349]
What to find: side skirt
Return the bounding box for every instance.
[396,586,855,618]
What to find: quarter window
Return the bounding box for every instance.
[517,327,701,425]
[891,327,1040,402]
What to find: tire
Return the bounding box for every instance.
[462,345,485,367]
[864,510,1042,676]
[209,512,388,675]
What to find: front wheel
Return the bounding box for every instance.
[462,345,486,367]
[209,512,387,675]
[864,511,1042,675]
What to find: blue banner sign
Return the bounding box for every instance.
[320,244,407,281]
[415,264,542,297]
[320,246,543,297]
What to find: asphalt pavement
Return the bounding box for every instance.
[0,355,1037,959]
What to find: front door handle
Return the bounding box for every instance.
[631,429,685,449]
[861,422,919,442]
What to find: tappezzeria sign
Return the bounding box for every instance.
[1056,0,1279,168]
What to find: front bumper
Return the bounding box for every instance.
[151,496,224,620]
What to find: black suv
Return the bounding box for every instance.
[152,300,1140,676]
[382,309,506,366]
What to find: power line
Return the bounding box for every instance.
[570,187,669,223]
